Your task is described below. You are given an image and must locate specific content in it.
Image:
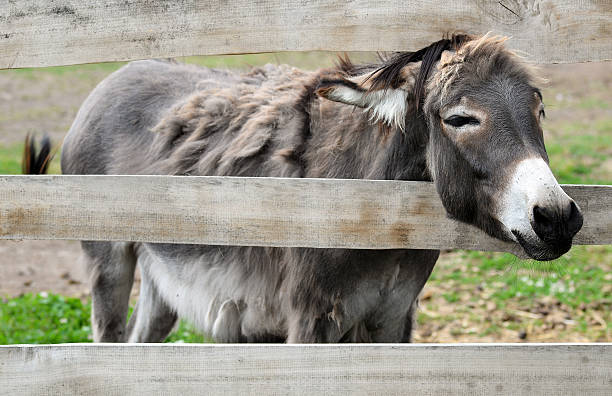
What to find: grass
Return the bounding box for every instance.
[1,293,90,344]
[7,62,125,79]
[545,120,612,185]
[0,292,209,344]
[0,142,61,174]
[431,247,612,307]
[419,245,612,342]
[0,144,24,174]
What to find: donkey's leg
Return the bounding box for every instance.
[285,278,380,343]
[82,241,136,342]
[126,271,177,343]
[401,300,419,342]
[360,298,419,343]
[285,249,404,343]
[286,314,346,343]
[363,291,424,343]
[211,300,244,343]
[368,251,439,343]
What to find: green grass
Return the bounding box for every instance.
[430,246,612,307]
[545,120,612,185]
[1,293,90,344]
[0,144,24,174]
[7,62,125,80]
[0,142,61,174]
[0,293,207,344]
[423,245,611,341]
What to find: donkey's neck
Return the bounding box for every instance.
[376,114,432,181]
[304,99,431,181]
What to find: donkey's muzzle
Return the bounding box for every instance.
[530,200,583,254]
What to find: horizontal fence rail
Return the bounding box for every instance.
[1,0,611,69]
[0,175,610,251]
[1,343,611,395]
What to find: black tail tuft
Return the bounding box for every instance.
[22,133,55,174]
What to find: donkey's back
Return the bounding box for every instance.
[62,60,236,175]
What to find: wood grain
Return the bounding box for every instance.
[0,175,609,252]
[0,343,610,395]
[1,0,611,69]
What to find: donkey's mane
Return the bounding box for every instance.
[338,34,473,109]
[336,34,539,111]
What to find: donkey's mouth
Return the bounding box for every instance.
[512,230,572,261]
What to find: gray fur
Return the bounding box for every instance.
[61,36,581,343]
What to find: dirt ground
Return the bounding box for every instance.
[1,240,87,298]
[0,239,142,301]
[1,58,610,341]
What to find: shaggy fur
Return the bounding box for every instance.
[60,34,581,343]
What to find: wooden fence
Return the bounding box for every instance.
[1,344,611,394]
[1,1,611,394]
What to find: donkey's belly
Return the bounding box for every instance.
[138,244,287,341]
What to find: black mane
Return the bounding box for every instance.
[339,34,473,109]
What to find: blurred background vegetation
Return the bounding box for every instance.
[1,53,610,344]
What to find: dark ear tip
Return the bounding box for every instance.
[315,85,334,98]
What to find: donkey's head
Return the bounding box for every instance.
[316,34,582,260]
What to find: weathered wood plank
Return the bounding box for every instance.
[1,0,611,69]
[0,344,610,395]
[0,175,609,252]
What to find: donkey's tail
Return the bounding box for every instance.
[22,133,56,174]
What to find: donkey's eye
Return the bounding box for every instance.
[443,115,480,128]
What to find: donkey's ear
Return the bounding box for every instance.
[316,76,370,108]
[316,74,409,130]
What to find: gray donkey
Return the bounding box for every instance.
[60,34,582,343]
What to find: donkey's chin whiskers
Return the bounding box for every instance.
[505,254,568,277]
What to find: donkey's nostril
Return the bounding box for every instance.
[532,205,556,243]
[531,201,583,244]
[566,201,583,236]
[533,205,553,229]
[561,201,574,223]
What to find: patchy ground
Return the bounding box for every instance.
[415,247,612,343]
[0,240,142,302]
[0,55,610,343]
[0,240,84,298]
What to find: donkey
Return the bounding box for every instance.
[60,34,583,343]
